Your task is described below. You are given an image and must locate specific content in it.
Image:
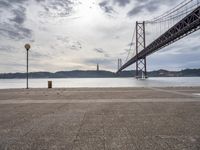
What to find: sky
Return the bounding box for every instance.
[0,0,200,73]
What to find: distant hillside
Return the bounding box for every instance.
[147,69,200,77]
[0,70,116,79]
[0,69,200,79]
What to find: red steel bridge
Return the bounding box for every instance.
[117,0,200,78]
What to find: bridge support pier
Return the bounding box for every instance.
[136,21,148,79]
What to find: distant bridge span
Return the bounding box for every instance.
[117,5,200,78]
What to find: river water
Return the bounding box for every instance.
[0,77,200,89]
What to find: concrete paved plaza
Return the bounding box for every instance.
[0,87,200,149]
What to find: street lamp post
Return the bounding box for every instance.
[25,44,31,89]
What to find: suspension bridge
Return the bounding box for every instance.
[117,0,200,78]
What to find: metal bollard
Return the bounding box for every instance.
[48,81,52,88]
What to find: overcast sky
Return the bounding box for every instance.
[0,0,200,73]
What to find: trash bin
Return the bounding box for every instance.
[48,81,52,88]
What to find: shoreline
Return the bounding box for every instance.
[0,86,200,89]
[0,76,200,79]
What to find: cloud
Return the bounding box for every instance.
[57,36,69,43]
[148,50,200,71]
[0,1,11,8]
[94,48,104,53]
[99,1,115,14]
[128,5,146,16]
[39,0,77,17]
[84,58,116,70]
[94,48,110,57]
[70,41,82,50]
[127,42,134,46]
[0,45,16,52]
[30,51,51,60]
[0,0,32,40]
[127,0,175,17]
[9,6,26,24]
[113,0,130,7]
[57,36,82,51]
[0,0,28,8]
[99,0,131,8]
[35,0,45,2]
[0,23,32,40]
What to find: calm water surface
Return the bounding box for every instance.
[0,77,200,89]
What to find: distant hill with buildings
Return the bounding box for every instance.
[0,69,200,79]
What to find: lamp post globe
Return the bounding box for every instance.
[25,44,31,51]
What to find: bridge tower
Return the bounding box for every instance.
[135,21,147,79]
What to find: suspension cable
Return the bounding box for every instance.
[147,0,194,23]
[148,3,198,24]
[152,0,193,22]
[125,25,136,63]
